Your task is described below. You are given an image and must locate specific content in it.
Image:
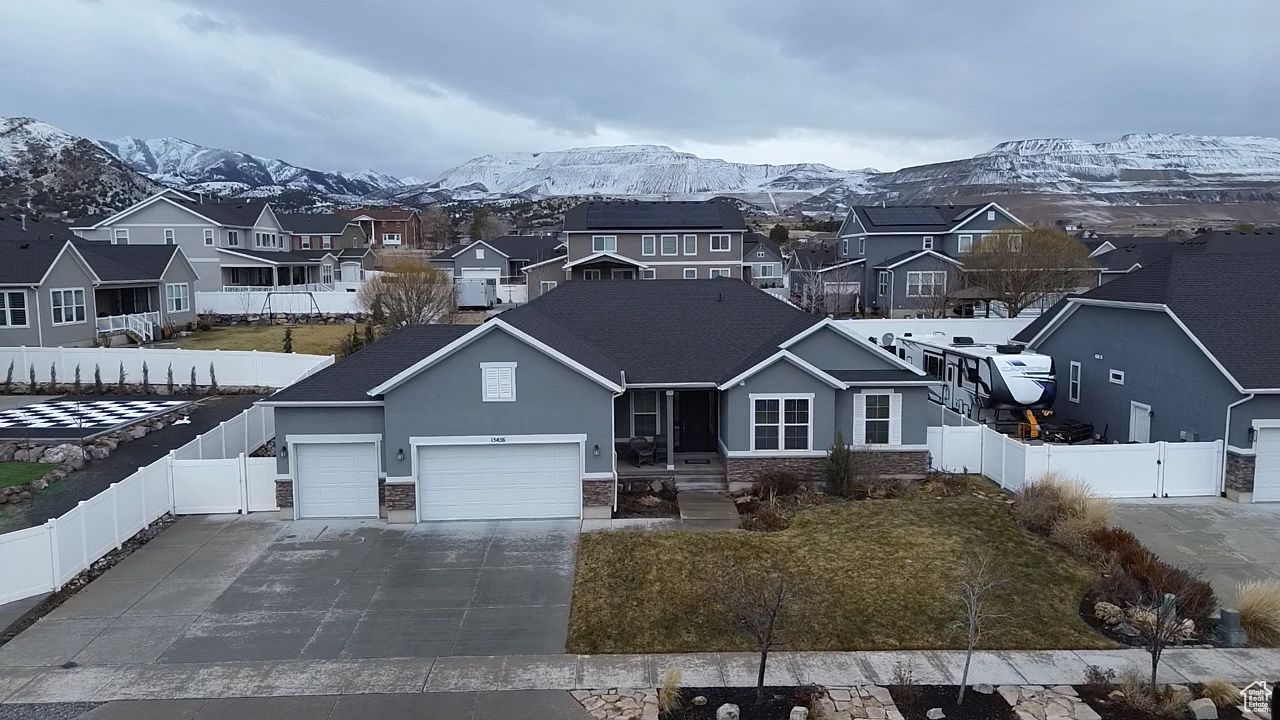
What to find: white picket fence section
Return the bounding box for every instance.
[0,346,332,389]
[196,291,364,315]
[0,405,280,605]
[928,412,1223,498]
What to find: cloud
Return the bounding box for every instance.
[3,0,1280,180]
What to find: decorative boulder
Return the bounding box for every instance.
[691,696,707,706]
[30,477,48,491]
[1093,602,1125,625]
[974,684,994,695]
[716,703,739,720]
[789,707,809,720]
[1188,697,1218,719]
[926,709,945,720]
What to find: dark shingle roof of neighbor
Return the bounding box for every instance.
[847,204,986,234]
[789,243,841,270]
[500,280,819,384]
[433,236,564,262]
[1044,254,1280,389]
[277,213,354,234]
[0,216,179,284]
[294,248,371,261]
[73,242,181,282]
[265,324,474,403]
[742,232,782,258]
[0,238,71,284]
[563,201,746,231]
[1009,295,1076,344]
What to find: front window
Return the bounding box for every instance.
[582,269,602,280]
[641,268,656,279]
[753,396,811,451]
[540,280,557,293]
[957,234,973,254]
[611,269,635,279]
[164,228,175,245]
[1069,361,1081,403]
[710,234,731,251]
[1008,233,1023,252]
[165,283,190,313]
[841,239,849,256]
[642,235,656,256]
[203,229,214,246]
[592,235,616,253]
[300,236,312,249]
[0,291,28,327]
[50,288,86,325]
[877,270,889,297]
[632,391,658,437]
[922,235,933,250]
[755,264,776,278]
[382,233,402,246]
[321,263,333,285]
[683,268,697,279]
[322,235,332,249]
[858,237,865,255]
[661,235,678,256]
[710,268,731,278]
[863,394,891,444]
[906,271,946,297]
[113,228,128,245]
[227,230,239,246]
[683,235,698,255]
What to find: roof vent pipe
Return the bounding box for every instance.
[20,214,26,231]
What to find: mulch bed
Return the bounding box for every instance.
[615,488,679,519]
[889,686,1017,720]
[660,687,820,720]
[0,513,178,648]
[1075,684,1246,720]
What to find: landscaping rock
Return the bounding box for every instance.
[1188,698,1217,720]
[926,709,945,719]
[692,696,707,706]
[974,683,994,694]
[19,490,31,500]
[828,688,852,702]
[87,445,110,461]
[716,703,739,720]
[1114,621,1140,637]
[649,480,664,493]
[31,477,48,491]
[789,707,809,720]
[130,424,148,439]
[0,443,15,461]
[1093,601,1125,625]
[998,686,1022,706]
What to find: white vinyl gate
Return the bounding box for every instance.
[1254,426,1280,502]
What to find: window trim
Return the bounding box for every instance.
[749,393,814,452]
[852,390,902,445]
[475,248,485,260]
[682,234,698,256]
[165,282,190,314]
[987,210,996,221]
[1068,361,1081,403]
[631,390,659,438]
[957,234,973,254]
[227,230,239,247]
[841,238,849,256]
[163,228,175,245]
[480,361,517,402]
[540,280,558,293]
[858,237,866,255]
[682,268,697,280]
[641,268,656,280]
[709,268,731,278]
[877,270,889,298]
[49,287,87,326]
[1109,369,1125,386]
[321,263,333,285]
[905,270,947,297]
[321,235,332,250]
[203,229,215,246]
[300,235,312,249]
[660,234,679,256]
[382,232,402,245]
[710,234,732,252]
[641,235,656,256]
[592,235,617,253]
[0,290,29,328]
[113,228,129,245]
[922,235,934,250]
[582,269,602,280]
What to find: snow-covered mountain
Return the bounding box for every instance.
[0,117,159,217]
[96,136,409,199]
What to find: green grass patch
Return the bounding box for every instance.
[174,325,360,356]
[0,463,55,489]
[568,481,1114,653]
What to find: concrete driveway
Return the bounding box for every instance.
[1112,498,1280,600]
[0,514,579,669]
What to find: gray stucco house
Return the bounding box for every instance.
[261,280,936,523]
[1012,254,1280,503]
[742,233,787,290]
[835,203,1030,317]
[0,216,198,347]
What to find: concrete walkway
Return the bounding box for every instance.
[3,648,1280,704]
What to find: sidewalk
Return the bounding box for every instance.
[4,648,1280,704]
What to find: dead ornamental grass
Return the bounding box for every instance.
[567,484,1113,654]
[1236,579,1280,647]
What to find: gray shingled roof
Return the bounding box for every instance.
[218,248,321,265]
[171,199,268,227]
[264,324,474,403]
[73,242,181,282]
[0,216,178,285]
[277,213,354,234]
[563,201,745,232]
[844,204,986,234]
[743,232,782,259]
[0,238,71,285]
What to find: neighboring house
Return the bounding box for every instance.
[742,233,788,289]
[261,280,936,523]
[788,243,864,313]
[430,235,564,280]
[336,206,423,249]
[0,216,198,347]
[1085,230,1280,284]
[835,203,1033,317]
[278,213,369,253]
[71,190,324,293]
[554,200,748,284]
[1011,254,1280,503]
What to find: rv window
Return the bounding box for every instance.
[923,353,944,380]
[946,365,955,383]
[967,367,979,384]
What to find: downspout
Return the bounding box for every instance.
[612,370,627,512]
[33,285,43,347]
[1222,393,1254,498]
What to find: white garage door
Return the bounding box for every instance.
[460,267,502,279]
[1255,427,1280,503]
[417,442,581,521]
[295,442,380,518]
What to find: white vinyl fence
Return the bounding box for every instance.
[0,346,332,389]
[196,291,364,315]
[928,411,1223,498]
[837,317,1036,344]
[0,405,280,605]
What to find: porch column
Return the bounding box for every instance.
[665,390,675,470]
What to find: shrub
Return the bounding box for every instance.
[1236,579,1280,647]
[189,367,198,394]
[93,364,103,394]
[1128,562,1215,626]
[73,364,82,395]
[116,362,126,393]
[1115,669,1191,717]
[1086,566,1144,611]
[283,326,294,353]
[142,361,150,390]
[1081,664,1116,687]
[4,359,13,392]
[823,430,851,497]
[209,363,217,392]
[743,501,789,533]
[657,667,682,713]
[166,364,175,395]
[1090,526,1155,568]
[49,363,57,392]
[1052,475,1114,529]
[1049,516,1107,567]
[753,468,802,499]
[921,472,969,497]
[1011,479,1065,535]
[28,365,37,394]
[1200,678,1241,708]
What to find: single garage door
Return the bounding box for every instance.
[295,442,380,518]
[1255,427,1280,503]
[417,442,581,521]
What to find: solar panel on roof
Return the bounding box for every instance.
[585,202,724,229]
[864,206,946,226]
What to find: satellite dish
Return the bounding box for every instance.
[881,332,896,347]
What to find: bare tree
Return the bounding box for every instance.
[960,225,1095,317]
[467,207,506,241]
[357,258,456,328]
[949,550,1008,706]
[422,206,455,252]
[1132,592,1188,702]
[715,560,810,706]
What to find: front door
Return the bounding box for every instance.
[676,391,715,452]
[1129,401,1152,443]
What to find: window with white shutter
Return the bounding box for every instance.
[481,362,516,402]
[854,391,902,445]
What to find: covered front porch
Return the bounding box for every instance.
[613,388,721,474]
[564,252,649,281]
[220,263,326,292]
[94,284,162,343]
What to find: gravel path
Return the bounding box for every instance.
[0,704,99,720]
[0,394,262,533]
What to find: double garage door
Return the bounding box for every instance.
[294,439,581,520]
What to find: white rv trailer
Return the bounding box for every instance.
[886,333,1056,423]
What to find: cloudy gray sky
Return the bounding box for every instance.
[4,0,1278,179]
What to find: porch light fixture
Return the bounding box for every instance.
[278,445,287,458]
[397,448,405,461]
[592,444,600,457]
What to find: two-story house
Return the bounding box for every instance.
[742,233,788,290]
[279,213,375,290]
[522,201,747,300]
[336,207,424,249]
[835,203,1029,317]
[71,190,326,293]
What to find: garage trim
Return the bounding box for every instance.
[287,434,384,519]
[409,433,587,522]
